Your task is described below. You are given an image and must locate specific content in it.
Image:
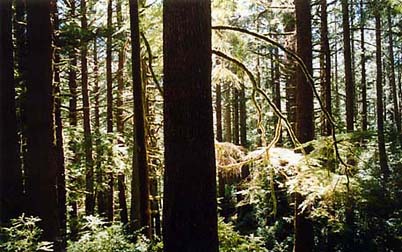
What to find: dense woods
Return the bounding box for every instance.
[1,0,402,251]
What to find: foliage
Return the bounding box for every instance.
[67,216,162,252]
[218,217,267,252]
[0,215,53,252]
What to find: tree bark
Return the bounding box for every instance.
[360,0,367,131]
[342,0,355,132]
[163,0,219,251]
[233,89,240,145]
[0,0,24,224]
[239,84,247,146]
[375,7,390,179]
[224,85,232,142]
[295,0,314,143]
[387,7,401,141]
[25,0,60,246]
[320,0,332,136]
[294,0,314,251]
[129,0,151,237]
[81,0,95,216]
[216,84,223,142]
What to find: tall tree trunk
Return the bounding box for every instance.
[224,85,232,142]
[51,1,66,250]
[295,0,314,143]
[117,173,129,225]
[360,0,368,131]
[81,0,95,216]
[216,84,223,142]
[163,0,219,251]
[375,7,390,179]
[105,0,114,223]
[294,0,314,251]
[320,0,332,136]
[239,84,247,146]
[25,0,60,246]
[342,0,355,132]
[0,0,24,224]
[273,47,282,143]
[388,8,401,141]
[233,89,240,145]
[68,0,79,240]
[129,0,151,237]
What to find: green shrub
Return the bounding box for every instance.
[0,214,53,252]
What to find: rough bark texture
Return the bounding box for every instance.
[0,0,24,224]
[375,8,390,179]
[117,173,129,225]
[224,85,232,143]
[342,0,355,132]
[233,89,240,145]
[129,0,151,237]
[106,0,114,133]
[320,0,332,136]
[294,0,314,251]
[25,0,60,246]
[163,0,219,251]
[295,0,314,143]
[81,0,95,216]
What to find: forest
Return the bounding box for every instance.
[1,0,402,251]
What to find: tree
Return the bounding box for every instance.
[0,0,23,224]
[294,0,314,251]
[163,0,219,251]
[320,0,332,136]
[129,0,151,237]
[360,0,368,131]
[25,0,60,246]
[374,3,389,178]
[342,0,355,132]
[81,0,95,216]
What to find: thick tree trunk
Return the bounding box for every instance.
[117,173,129,225]
[342,0,355,132]
[163,0,219,251]
[216,84,223,142]
[320,0,332,136]
[375,8,390,179]
[81,0,95,216]
[25,0,60,246]
[129,0,151,237]
[273,48,282,143]
[294,0,314,251]
[116,0,125,136]
[295,0,314,143]
[0,0,24,224]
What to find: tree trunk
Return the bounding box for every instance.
[163,0,219,251]
[273,47,282,143]
[320,0,332,136]
[294,0,314,251]
[387,7,401,141]
[25,0,60,246]
[224,85,232,142]
[129,0,151,238]
[295,0,314,143]
[81,0,95,216]
[116,0,125,136]
[360,0,367,131]
[0,0,24,224]
[216,84,223,142]
[233,88,240,145]
[117,173,129,225]
[342,0,355,132]
[375,7,390,179]
[51,1,66,249]
[239,84,247,146]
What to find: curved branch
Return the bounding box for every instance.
[212,26,349,169]
[140,32,163,95]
